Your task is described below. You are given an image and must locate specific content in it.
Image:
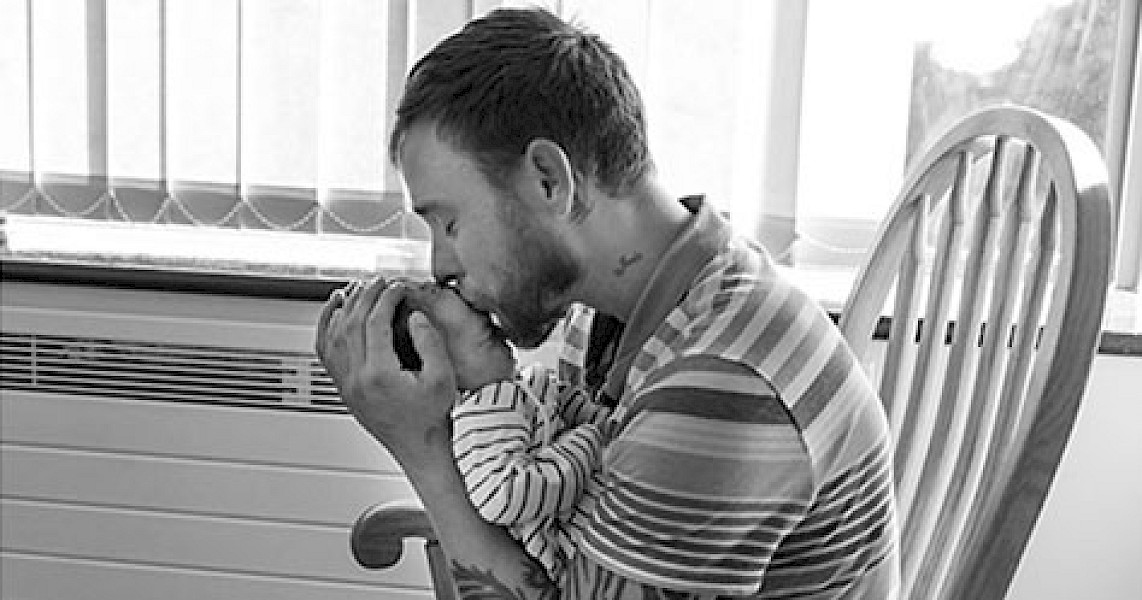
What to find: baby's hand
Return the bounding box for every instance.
[316,278,459,462]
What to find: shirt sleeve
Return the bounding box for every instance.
[523,364,613,429]
[557,383,614,429]
[452,380,604,527]
[575,354,816,596]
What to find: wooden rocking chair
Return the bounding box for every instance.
[838,105,1112,599]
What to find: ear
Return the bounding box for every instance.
[521,139,577,220]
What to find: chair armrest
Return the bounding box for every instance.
[350,500,438,569]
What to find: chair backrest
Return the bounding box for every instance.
[838,105,1112,600]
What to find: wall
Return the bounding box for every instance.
[0,283,434,599]
[1,282,1139,598]
[1007,353,1142,600]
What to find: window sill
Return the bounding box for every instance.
[781,265,1142,357]
[0,258,347,301]
[4,259,1138,357]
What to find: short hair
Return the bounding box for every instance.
[389,7,653,194]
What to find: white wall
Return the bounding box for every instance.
[1,283,1138,598]
[1007,353,1142,600]
[0,283,434,600]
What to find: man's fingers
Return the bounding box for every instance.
[315,287,346,357]
[340,278,371,315]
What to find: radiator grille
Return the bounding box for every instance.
[0,331,343,412]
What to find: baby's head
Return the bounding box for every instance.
[392,281,517,390]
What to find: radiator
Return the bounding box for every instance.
[0,281,433,600]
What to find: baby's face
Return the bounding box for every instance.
[405,282,517,390]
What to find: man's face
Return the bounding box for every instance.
[397,122,581,348]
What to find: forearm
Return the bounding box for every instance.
[399,438,560,600]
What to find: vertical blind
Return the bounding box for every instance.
[1,0,406,226]
[0,0,792,278]
[0,0,454,277]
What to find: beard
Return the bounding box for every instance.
[491,189,582,349]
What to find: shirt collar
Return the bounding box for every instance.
[600,195,733,401]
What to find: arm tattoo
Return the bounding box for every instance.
[614,252,644,277]
[451,559,558,600]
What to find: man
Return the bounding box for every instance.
[317,7,899,599]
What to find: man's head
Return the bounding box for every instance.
[389,7,653,195]
[393,281,517,391]
[390,8,653,348]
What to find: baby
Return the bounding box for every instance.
[391,280,608,581]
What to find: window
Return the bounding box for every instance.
[1,0,433,281]
[1,0,1138,328]
[793,0,1139,327]
[566,0,1139,327]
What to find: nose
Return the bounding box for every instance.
[430,237,462,288]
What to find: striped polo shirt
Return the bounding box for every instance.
[558,197,900,598]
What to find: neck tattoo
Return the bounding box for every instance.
[614,252,644,277]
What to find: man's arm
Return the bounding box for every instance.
[316,279,557,600]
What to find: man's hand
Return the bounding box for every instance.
[318,278,563,599]
[315,278,459,465]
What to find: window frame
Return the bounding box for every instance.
[1111,0,1141,290]
[2,0,1139,319]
